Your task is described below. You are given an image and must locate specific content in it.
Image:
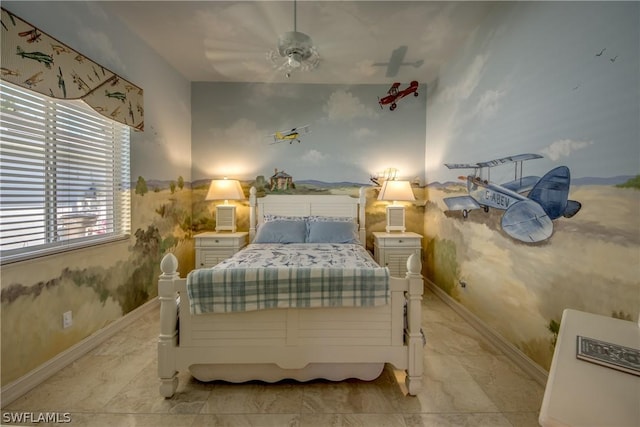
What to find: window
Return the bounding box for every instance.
[0,81,131,263]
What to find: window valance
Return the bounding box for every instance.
[1,8,144,131]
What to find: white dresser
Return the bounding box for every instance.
[372,231,422,277]
[194,231,248,268]
[539,309,640,427]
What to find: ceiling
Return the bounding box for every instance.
[103,1,495,85]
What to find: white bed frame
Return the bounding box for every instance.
[157,187,424,397]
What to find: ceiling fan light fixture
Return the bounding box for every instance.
[267,2,320,77]
[278,31,313,58]
[287,53,302,68]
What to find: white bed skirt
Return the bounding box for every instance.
[189,362,384,383]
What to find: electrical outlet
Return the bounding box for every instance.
[62,311,72,329]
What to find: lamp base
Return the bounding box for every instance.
[216,205,237,232]
[385,205,406,232]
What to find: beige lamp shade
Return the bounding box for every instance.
[378,180,415,232]
[206,179,244,232]
[205,179,245,203]
[377,180,416,202]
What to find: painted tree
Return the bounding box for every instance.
[135,176,148,196]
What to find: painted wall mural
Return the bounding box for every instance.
[442,153,581,243]
[424,1,639,370]
[189,179,426,256]
[190,81,428,251]
[190,82,427,186]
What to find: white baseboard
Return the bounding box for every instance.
[426,280,548,386]
[1,297,159,407]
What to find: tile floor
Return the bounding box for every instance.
[3,288,545,426]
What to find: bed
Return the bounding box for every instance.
[157,187,424,397]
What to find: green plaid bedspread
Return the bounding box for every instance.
[187,266,389,314]
[186,244,390,314]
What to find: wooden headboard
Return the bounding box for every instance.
[248,187,367,244]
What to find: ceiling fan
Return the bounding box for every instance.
[267,0,320,78]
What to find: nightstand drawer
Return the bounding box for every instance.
[377,237,420,247]
[196,236,244,248]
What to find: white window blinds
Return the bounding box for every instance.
[1,81,131,263]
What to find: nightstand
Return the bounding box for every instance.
[373,232,422,277]
[194,231,248,268]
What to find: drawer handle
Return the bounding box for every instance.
[215,239,219,243]
[398,240,403,243]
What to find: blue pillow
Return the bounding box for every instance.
[306,221,360,244]
[253,220,307,243]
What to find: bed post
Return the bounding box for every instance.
[358,186,367,244]
[249,186,257,242]
[158,253,179,398]
[405,253,424,395]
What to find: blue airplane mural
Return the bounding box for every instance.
[443,154,581,243]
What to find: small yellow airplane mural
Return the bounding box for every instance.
[270,124,310,144]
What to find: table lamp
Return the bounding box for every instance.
[206,178,245,232]
[377,180,415,232]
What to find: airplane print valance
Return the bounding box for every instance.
[1,8,144,131]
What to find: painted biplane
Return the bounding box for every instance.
[19,28,42,43]
[443,153,581,243]
[24,72,44,88]
[15,46,53,68]
[378,80,419,111]
[270,125,310,144]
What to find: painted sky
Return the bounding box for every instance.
[425,2,639,185]
[192,82,427,183]
[8,1,636,186]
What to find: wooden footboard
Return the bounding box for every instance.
[157,253,423,397]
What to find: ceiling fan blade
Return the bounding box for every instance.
[210,2,284,46]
